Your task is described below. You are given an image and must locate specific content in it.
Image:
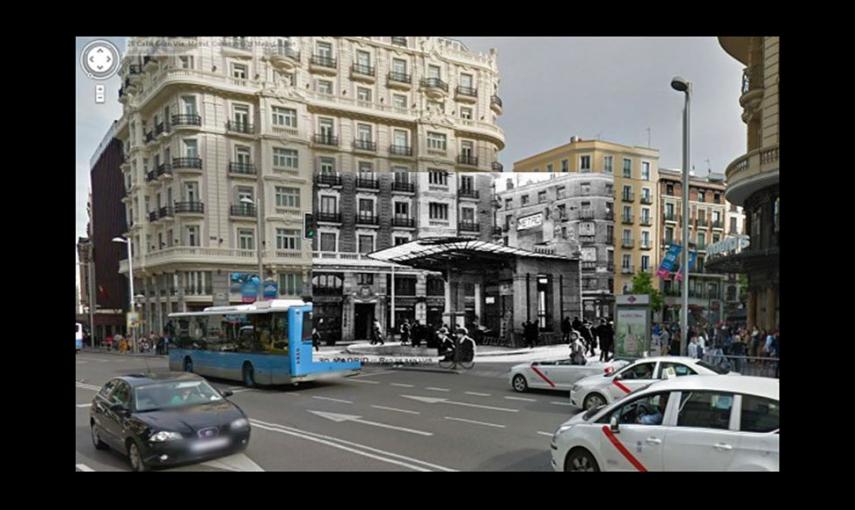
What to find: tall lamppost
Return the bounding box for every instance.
[112,236,136,353]
[671,76,691,355]
[240,196,265,302]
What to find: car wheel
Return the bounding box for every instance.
[91,422,108,451]
[243,362,256,387]
[127,440,149,472]
[183,357,193,373]
[512,374,528,392]
[565,448,599,472]
[583,393,606,411]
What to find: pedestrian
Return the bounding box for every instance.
[580,321,595,357]
[572,316,583,335]
[372,319,384,345]
[660,328,671,356]
[561,316,572,343]
[411,320,421,348]
[587,321,599,357]
[688,335,699,359]
[596,318,614,362]
[399,319,411,347]
[312,327,321,352]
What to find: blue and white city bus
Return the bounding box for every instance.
[75,322,84,353]
[168,300,361,387]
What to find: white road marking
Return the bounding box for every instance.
[226,386,245,391]
[76,382,102,392]
[350,379,380,384]
[229,389,253,394]
[200,453,264,472]
[76,403,92,408]
[351,370,397,378]
[308,410,433,436]
[370,405,420,415]
[550,401,573,406]
[401,395,519,413]
[504,396,537,402]
[312,396,353,404]
[390,383,414,388]
[425,387,450,392]
[444,416,506,429]
[465,391,491,397]
[537,431,554,437]
[76,463,95,472]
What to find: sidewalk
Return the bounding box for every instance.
[81,347,165,357]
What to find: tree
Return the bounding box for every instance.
[631,271,664,313]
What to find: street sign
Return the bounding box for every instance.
[127,312,139,329]
[616,294,650,305]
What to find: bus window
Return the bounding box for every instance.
[302,310,313,342]
[270,312,289,352]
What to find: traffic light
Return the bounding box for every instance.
[304,213,315,239]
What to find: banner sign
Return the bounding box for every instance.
[263,279,278,300]
[517,213,543,231]
[675,250,698,281]
[656,244,682,278]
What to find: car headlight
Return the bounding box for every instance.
[553,423,575,443]
[150,431,183,442]
[571,384,580,393]
[231,418,249,430]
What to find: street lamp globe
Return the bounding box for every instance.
[671,76,689,92]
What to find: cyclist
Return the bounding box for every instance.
[438,327,454,360]
[457,327,476,363]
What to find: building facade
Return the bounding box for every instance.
[513,138,661,298]
[710,37,779,331]
[312,172,496,342]
[497,173,614,320]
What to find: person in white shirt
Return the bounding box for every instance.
[687,336,699,358]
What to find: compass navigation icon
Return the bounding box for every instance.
[80,39,120,80]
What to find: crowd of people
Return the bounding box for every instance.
[651,321,779,361]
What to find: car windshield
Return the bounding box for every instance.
[135,380,223,411]
[695,360,731,374]
[583,405,605,420]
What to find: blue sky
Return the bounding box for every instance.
[75,36,745,280]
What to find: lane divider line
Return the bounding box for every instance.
[537,431,554,437]
[425,387,450,392]
[76,403,92,408]
[465,391,491,397]
[390,383,415,388]
[312,396,353,404]
[504,396,537,402]
[371,405,420,415]
[350,379,380,384]
[444,416,506,428]
[550,401,573,406]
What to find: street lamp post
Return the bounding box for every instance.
[240,196,265,302]
[671,76,691,355]
[112,236,136,353]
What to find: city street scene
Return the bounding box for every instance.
[76,36,779,471]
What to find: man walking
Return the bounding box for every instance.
[399,319,411,347]
[561,316,572,343]
[580,320,595,357]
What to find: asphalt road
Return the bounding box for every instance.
[75,353,582,471]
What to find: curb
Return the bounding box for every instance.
[80,348,165,358]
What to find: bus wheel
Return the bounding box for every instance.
[242,362,256,387]
[183,357,193,373]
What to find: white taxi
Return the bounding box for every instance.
[569,356,734,410]
[551,375,779,471]
[509,358,629,392]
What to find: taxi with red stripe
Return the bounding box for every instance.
[569,356,735,411]
[509,358,629,393]
[551,375,778,471]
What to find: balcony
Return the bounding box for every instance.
[621,215,634,225]
[392,217,415,228]
[580,236,596,245]
[697,243,707,251]
[579,208,595,220]
[621,265,635,275]
[226,120,255,135]
[155,122,170,137]
[173,201,204,215]
[310,54,337,74]
[455,85,478,103]
[391,181,415,193]
[353,139,377,152]
[491,95,503,114]
[640,195,653,205]
[420,78,448,98]
[222,37,253,53]
[492,161,504,172]
[355,214,379,225]
[697,218,708,227]
[148,211,159,222]
[622,191,635,202]
[740,64,764,114]
[228,161,257,176]
[640,217,652,226]
[607,262,615,272]
[171,114,202,128]
[387,72,412,90]
[458,222,480,233]
[145,131,155,144]
[316,212,342,223]
[640,241,653,251]
[621,238,634,248]
[458,188,479,200]
[356,177,379,190]
[350,63,375,83]
[230,204,257,218]
[314,173,342,187]
[173,157,203,171]
[582,261,597,271]
[312,134,339,147]
[389,144,413,157]
[267,46,300,70]
[158,206,174,220]
[712,220,724,230]
[156,163,173,179]
[145,170,157,183]
[457,154,479,167]
[664,213,678,223]
[605,235,614,246]
[725,144,779,205]
[605,211,614,221]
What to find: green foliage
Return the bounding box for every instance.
[632,271,664,312]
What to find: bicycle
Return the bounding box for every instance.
[437,338,476,370]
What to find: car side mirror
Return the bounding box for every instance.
[110,403,128,414]
[610,414,620,434]
[221,390,234,398]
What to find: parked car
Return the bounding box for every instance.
[89,372,250,471]
[551,375,778,471]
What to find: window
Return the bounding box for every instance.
[392,58,407,75]
[358,162,373,177]
[231,63,248,79]
[460,107,472,120]
[557,186,566,198]
[460,73,473,89]
[186,225,199,247]
[622,253,631,269]
[110,382,132,407]
[427,132,447,151]
[580,155,591,172]
[320,157,335,175]
[667,183,674,196]
[320,232,336,252]
[617,362,656,380]
[238,229,255,250]
[460,175,474,192]
[698,232,706,247]
[666,203,675,218]
[358,236,373,254]
[713,233,720,244]
[557,204,566,219]
[641,255,650,272]
[623,205,631,218]
[665,227,674,243]
[538,191,547,203]
[392,94,407,110]
[357,87,372,103]
[774,197,780,234]
[730,217,738,234]
[317,80,333,95]
[356,50,370,68]
[428,65,441,79]
[714,192,721,204]
[623,158,632,178]
[605,392,669,426]
[581,182,591,195]
[357,123,373,142]
[461,208,475,222]
[272,107,297,128]
[546,163,553,173]
[642,231,650,247]
[429,169,448,186]
[179,55,194,69]
[659,362,697,378]
[394,201,409,217]
[273,148,298,169]
[429,203,449,220]
[740,395,779,433]
[676,391,734,430]
[698,190,706,202]
[504,198,512,209]
[604,156,613,173]
[316,41,332,58]
[460,140,474,158]
[392,37,407,47]
[713,210,721,224]
[278,273,303,296]
[393,130,408,148]
[394,237,409,246]
[318,196,337,215]
[356,273,374,285]
[521,195,529,205]
[358,198,374,216]
[275,187,300,208]
[183,139,198,158]
[641,161,650,181]
[276,228,301,250]
[562,159,569,172]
